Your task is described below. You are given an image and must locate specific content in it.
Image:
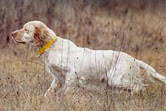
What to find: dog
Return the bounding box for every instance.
[11,21,166,97]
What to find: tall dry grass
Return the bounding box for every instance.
[0,0,166,111]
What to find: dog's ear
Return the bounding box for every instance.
[34,26,50,48]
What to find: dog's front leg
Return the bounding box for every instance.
[44,68,60,97]
[44,74,57,97]
[63,71,76,95]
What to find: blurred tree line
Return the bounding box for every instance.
[0,0,166,52]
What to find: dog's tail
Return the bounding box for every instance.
[136,60,166,84]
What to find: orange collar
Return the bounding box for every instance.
[38,36,57,55]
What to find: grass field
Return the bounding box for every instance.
[0,48,166,111]
[0,39,166,111]
[1,0,166,110]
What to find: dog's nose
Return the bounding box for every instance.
[11,31,16,37]
[11,32,14,37]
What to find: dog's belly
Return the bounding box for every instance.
[73,49,119,82]
[74,49,141,89]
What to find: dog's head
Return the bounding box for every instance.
[11,21,56,48]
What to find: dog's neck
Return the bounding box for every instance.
[38,36,79,64]
[37,28,58,55]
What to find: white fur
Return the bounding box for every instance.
[13,21,166,97]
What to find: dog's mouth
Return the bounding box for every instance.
[12,36,26,44]
[17,41,26,44]
[15,40,26,44]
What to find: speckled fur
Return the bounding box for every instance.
[11,21,166,97]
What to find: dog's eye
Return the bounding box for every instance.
[24,29,29,33]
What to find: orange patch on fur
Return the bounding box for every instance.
[34,26,50,48]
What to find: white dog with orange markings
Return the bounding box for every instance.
[11,21,166,97]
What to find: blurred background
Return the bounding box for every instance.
[0,0,166,111]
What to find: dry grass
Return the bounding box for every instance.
[1,0,166,110]
[0,48,166,111]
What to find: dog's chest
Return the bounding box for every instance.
[44,58,68,79]
[46,52,71,72]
